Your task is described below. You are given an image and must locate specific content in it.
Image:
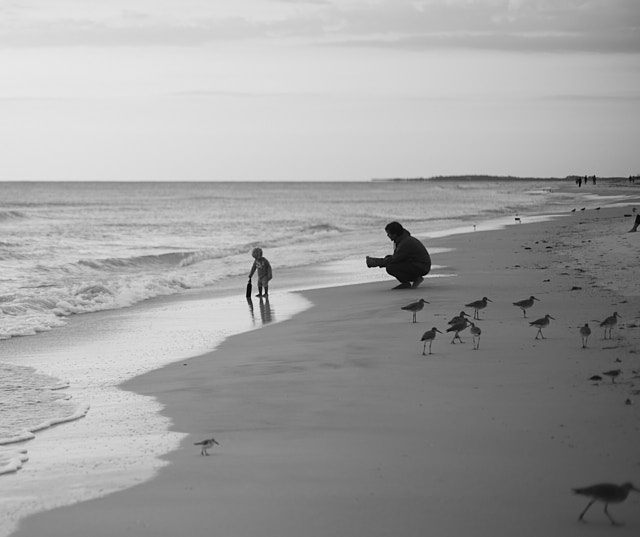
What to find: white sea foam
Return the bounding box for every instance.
[0,448,28,476]
[0,288,312,537]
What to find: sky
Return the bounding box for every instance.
[0,0,639,181]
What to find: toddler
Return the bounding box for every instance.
[248,247,272,297]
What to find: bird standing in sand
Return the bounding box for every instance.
[448,311,470,325]
[602,369,621,384]
[465,297,492,320]
[600,312,621,339]
[513,295,539,318]
[579,323,591,348]
[529,314,554,340]
[401,298,429,323]
[469,322,482,350]
[420,327,442,355]
[447,318,470,344]
[573,482,639,525]
[194,437,219,456]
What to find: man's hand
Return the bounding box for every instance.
[366,256,383,268]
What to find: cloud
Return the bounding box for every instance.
[0,0,638,53]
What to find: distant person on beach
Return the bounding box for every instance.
[248,247,272,297]
[366,221,431,289]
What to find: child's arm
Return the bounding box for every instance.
[248,260,257,279]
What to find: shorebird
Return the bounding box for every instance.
[447,318,470,344]
[573,482,639,525]
[602,369,621,384]
[448,311,470,325]
[580,323,591,348]
[194,437,219,456]
[420,327,442,355]
[401,298,429,323]
[465,297,492,320]
[469,322,481,350]
[513,295,539,318]
[600,312,621,339]
[529,314,554,340]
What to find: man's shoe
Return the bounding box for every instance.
[411,276,424,289]
[392,282,411,290]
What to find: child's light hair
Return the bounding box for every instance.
[251,247,263,257]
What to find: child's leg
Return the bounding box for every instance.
[257,284,263,297]
[263,285,268,296]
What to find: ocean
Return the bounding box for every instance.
[0,179,623,534]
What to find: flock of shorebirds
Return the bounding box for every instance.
[401,294,637,524]
[192,289,635,525]
[399,295,623,356]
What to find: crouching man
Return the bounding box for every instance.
[366,221,431,289]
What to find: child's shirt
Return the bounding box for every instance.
[249,257,272,280]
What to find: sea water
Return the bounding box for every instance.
[0,179,619,534]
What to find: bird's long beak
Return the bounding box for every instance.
[632,486,640,493]
[550,316,556,320]
[533,297,540,301]
[435,328,443,333]
[487,298,493,302]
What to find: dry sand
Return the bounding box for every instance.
[11,203,640,536]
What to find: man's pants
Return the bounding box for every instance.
[386,263,430,284]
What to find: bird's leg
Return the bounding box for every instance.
[578,499,595,522]
[428,341,433,354]
[422,342,427,355]
[413,313,417,323]
[604,504,622,526]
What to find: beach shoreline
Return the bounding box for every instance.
[9,198,640,536]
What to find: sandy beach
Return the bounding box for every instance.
[11,202,640,536]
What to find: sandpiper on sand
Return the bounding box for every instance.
[469,322,482,350]
[600,312,621,339]
[513,295,539,318]
[194,437,220,456]
[401,298,429,323]
[529,314,554,340]
[447,317,470,344]
[573,482,639,526]
[579,323,591,348]
[602,369,621,384]
[464,297,492,320]
[448,311,470,325]
[420,327,442,355]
